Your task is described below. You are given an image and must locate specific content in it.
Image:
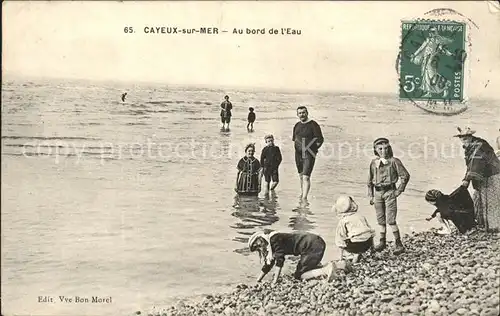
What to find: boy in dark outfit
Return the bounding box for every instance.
[260,134,282,194]
[247,107,256,132]
[248,231,353,284]
[292,106,324,201]
[425,186,476,234]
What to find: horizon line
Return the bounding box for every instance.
[1,73,398,97]
[3,73,499,102]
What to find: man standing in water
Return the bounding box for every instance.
[292,106,324,201]
[220,95,233,131]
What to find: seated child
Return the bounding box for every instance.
[248,230,353,284]
[425,186,476,234]
[334,195,375,263]
[247,107,256,132]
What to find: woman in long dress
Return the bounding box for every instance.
[235,143,262,196]
[455,127,500,232]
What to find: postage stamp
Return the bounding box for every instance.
[399,19,467,113]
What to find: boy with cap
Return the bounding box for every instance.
[260,134,283,194]
[367,137,410,255]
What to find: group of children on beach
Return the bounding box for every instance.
[246,137,480,284]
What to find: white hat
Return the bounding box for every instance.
[248,231,265,251]
[333,196,358,215]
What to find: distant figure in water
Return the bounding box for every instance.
[247,107,256,132]
[235,143,262,196]
[121,92,127,102]
[220,95,233,131]
[425,186,476,235]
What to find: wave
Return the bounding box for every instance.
[125,122,149,126]
[3,144,114,150]
[1,135,101,141]
[146,100,212,106]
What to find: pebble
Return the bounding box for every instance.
[143,231,500,316]
[428,300,440,312]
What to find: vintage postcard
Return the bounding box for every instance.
[2,1,499,316]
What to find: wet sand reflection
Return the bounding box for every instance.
[231,192,280,255]
[289,199,316,232]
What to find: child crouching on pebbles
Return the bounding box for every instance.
[334,196,375,263]
[248,231,352,284]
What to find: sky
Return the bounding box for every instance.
[2,1,500,97]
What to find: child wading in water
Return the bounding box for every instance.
[260,135,282,195]
[235,143,262,196]
[220,95,233,131]
[367,138,410,255]
[247,107,256,132]
[248,230,353,284]
[334,196,375,263]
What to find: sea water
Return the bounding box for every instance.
[2,78,499,315]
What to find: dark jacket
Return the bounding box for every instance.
[260,145,282,171]
[261,233,324,274]
[248,112,256,123]
[430,186,476,234]
[292,120,324,154]
[463,137,500,189]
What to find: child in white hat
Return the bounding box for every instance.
[334,195,375,263]
[247,230,352,284]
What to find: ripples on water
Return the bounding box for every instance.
[1,78,499,315]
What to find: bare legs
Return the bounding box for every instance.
[300,260,353,282]
[247,122,254,132]
[270,181,278,190]
[301,261,335,282]
[299,175,311,201]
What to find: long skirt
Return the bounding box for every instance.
[237,172,260,195]
[473,173,500,232]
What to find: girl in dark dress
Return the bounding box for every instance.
[425,186,476,234]
[247,230,353,284]
[235,143,262,196]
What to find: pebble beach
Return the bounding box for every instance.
[142,230,499,316]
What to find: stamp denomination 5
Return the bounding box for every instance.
[400,20,466,102]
